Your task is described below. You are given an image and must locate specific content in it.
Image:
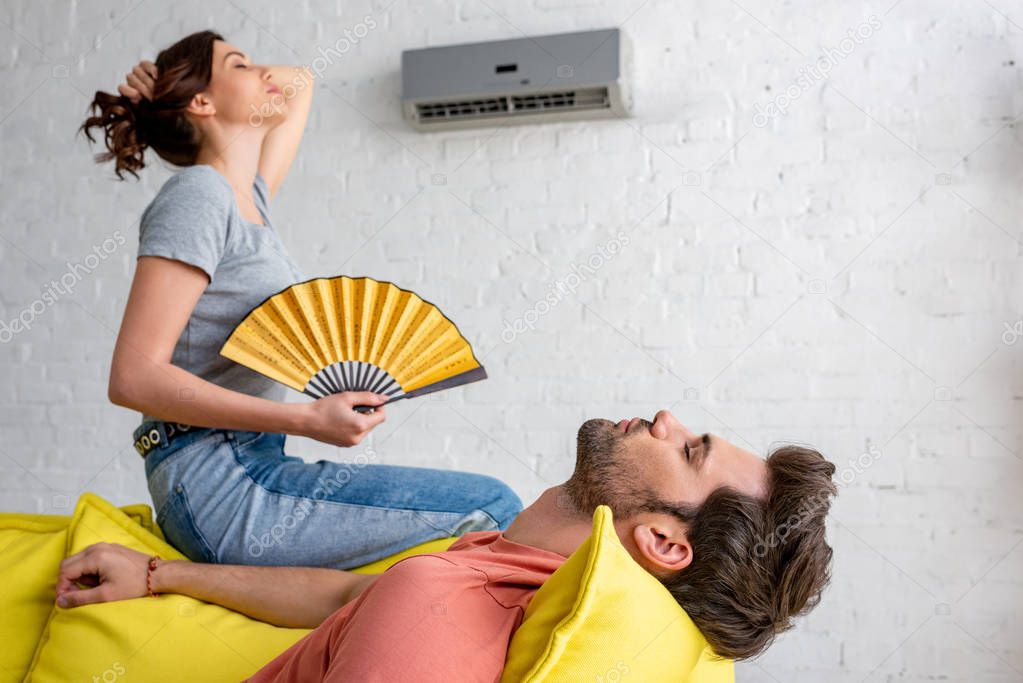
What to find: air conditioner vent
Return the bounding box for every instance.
[415,87,610,125]
[512,87,609,112]
[417,97,510,121]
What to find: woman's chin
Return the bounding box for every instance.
[267,107,289,125]
[245,101,289,128]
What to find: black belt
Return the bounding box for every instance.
[132,421,203,458]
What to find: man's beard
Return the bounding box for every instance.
[563,418,651,520]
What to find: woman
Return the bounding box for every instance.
[78,29,522,569]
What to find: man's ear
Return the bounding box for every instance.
[632,520,693,574]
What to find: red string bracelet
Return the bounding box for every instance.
[146,555,161,597]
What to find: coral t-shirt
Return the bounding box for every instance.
[244,531,568,683]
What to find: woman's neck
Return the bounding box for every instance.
[194,126,266,201]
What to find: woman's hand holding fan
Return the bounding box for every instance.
[220,276,489,444]
[303,391,389,447]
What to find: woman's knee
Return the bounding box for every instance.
[476,475,524,530]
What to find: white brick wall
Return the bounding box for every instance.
[1,0,1021,680]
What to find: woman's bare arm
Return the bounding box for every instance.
[258,65,315,199]
[108,255,387,445]
[110,255,307,434]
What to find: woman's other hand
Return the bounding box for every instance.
[303,392,388,447]
[117,59,158,103]
[56,542,153,608]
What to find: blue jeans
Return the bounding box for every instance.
[138,424,524,569]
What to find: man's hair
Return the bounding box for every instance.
[644,445,838,661]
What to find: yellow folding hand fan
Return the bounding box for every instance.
[220,276,487,410]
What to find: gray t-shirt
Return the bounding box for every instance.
[136,164,305,423]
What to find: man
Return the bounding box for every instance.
[55,409,838,680]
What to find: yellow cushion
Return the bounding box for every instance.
[500,505,734,683]
[0,513,70,683]
[23,492,458,682]
[348,535,457,574]
[0,505,161,683]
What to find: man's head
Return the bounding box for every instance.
[563,409,838,661]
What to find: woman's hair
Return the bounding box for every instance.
[651,444,839,661]
[77,29,224,180]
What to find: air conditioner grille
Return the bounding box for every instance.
[415,87,610,124]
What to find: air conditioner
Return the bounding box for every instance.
[401,28,632,131]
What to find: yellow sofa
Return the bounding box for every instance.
[1,492,733,682]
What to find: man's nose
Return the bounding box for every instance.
[650,409,678,439]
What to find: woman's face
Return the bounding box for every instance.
[199,39,287,128]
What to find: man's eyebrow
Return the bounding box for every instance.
[223,50,247,63]
[698,433,711,466]
[683,433,712,467]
